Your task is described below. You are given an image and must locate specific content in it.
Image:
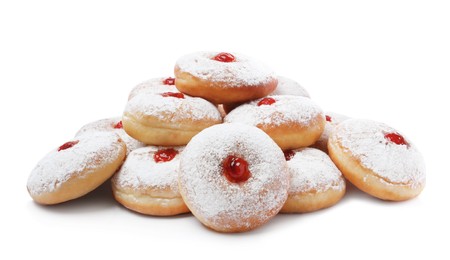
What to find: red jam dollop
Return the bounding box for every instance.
[213,52,235,62]
[384,132,408,146]
[154,148,179,163]
[284,150,296,161]
[114,121,123,129]
[257,97,276,106]
[161,92,185,99]
[222,155,251,183]
[163,77,175,85]
[325,115,332,122]
[58,140,79,152]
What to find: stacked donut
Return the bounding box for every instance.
[27,51,426,233]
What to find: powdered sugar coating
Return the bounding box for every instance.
[113,146,183,195]
[27,132,124,196]
[271,76,310,98]
[224,95,324,126]
[313,112,349,152]
[124,93,222,122]
[128,77,179,100]
[175,51,276,87]
[287,148,345,193]
[331,119,426,187]
[179,123,289,231]
[75,117,145,154]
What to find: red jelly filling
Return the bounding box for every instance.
[58,140,79,152]
[384,132,408,146]
[154,148,179,163]
[284,150,296,161]
[114,121,123,129]
[213,52,235,62]
[163,77,175,85]
[161,92,185,99]
[222,155,251,183]
[326,115,332,122]
[257,97,276,106]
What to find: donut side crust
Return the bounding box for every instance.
[112,185,190,216]
[174,67,277,104]
[280,186,345,213]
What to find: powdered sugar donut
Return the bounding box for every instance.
[112,146,189,216]
[224,95,325,150]
[128,77,179,100]
[312,112,349,153]
[179,123,289,233]
[123,92,222,146]
[271,76,310,98]
[328,119,426,201]
[281,148,345,213]
[76,117,145,154]
[27,132,126,205]
[174,51,277,104]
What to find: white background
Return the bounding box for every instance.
[1,0,449,259]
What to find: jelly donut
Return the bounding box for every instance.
[179,123,289,233]
[174,51,278,104]
[122,92,222,146]
[271,76,310,98]
[312,112,349,153]
[112,146,189,216]
[128,77,179,100]
[224,95,325,150]
[27,132,126,205]
[328,119,426,201]
[281,148,345,213]
[76,117,145,154]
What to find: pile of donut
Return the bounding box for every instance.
[27,51,426,233]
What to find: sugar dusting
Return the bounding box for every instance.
[75,117,145,154]
[313,112,349,152]
[128,77,179,100]
[271,76,310,98]
[331,119,426,187]
[27,132,124,196]
[113,146,183,193]
[287,148,345,193]
[224,95,324,126]
[175,51,276,87]
[124,93,222,122]
[179,123,289,229]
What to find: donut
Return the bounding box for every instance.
[281,148,346,213]
[312,112,349,153]
[128,77,179,100]
[328,119,426,201]
[174,51,278,104]
[122,92,222,146]
[224,95,325,150]
[178,123,289,233]
[111,146,189,216]
[271,76,310,98]
[75,117,145,155]
[27,132,126,205]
